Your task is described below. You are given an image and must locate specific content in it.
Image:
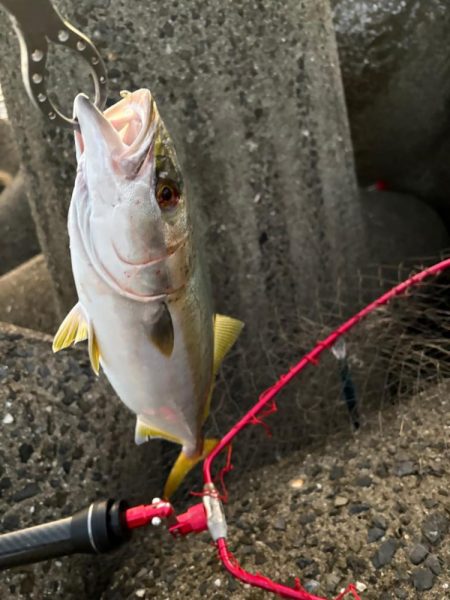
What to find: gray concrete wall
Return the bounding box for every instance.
[332,0,450,224]
[0,118,20,177]
[0,0,366,411]
[0,255,58,333]
[0,172,41,275]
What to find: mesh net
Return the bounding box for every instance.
[162,252,450,498]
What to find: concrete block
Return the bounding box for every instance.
[0,0,367,424]
[332,1,450,224]
[0,172,40,275]
[0,118,20,178]
[0,255,57,333]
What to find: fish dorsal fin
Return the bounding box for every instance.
[201,315,243,425]
[52,303,101,376]
[213,314,244,375]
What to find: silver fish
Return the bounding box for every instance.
[53,89,243,497]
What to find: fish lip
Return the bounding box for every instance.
[73,93,89,120]
[73,92,124,159]
[73,93,104,132]
[73,90,156,158]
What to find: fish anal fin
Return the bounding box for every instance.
[88,324,101,376]
[135,416,182,446]
[163,438,219,499]
[213,314,244,375]
[53,303,88,352]
[148,303,174,357]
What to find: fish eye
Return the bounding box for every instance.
[156,180,180,210]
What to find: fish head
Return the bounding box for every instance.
[73,89,188,296]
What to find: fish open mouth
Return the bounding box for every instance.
[73,89,159,161]
[104,90,159,148]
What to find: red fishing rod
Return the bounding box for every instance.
[0,258,448,599]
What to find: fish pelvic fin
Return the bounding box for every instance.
[52,303,88,351]
[52,302,101,376]
[134,416,182,446]
[163,438,218,499]
[213,314,244,376]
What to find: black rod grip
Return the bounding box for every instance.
[0,499,129,569]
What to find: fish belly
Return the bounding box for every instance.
[79,270,213,452]
[69,196,214,452]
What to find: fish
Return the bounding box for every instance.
[53,89,243,498]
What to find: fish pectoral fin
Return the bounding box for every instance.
[148,303,174,357]
[135,416,182,446]
[213,314,244,375]
[163,438,219,499]
[53,303,101,376]
[53,302,89,351]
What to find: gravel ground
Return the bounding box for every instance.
[0,322,162,599]
[0,322,448,599]
[105,383,449,600]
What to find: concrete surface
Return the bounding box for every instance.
[360,190,449,269]
[0,321,164,599]
[332,1,450,226]
[0,4,449,597]
[0,172,41,275]
[99,381,450,599]
[0,255,58,333]
[3,1,448,466]
[0,320,448,599]
[0,0,366,333]
[0,118,19,178]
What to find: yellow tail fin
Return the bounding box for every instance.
[163,438,218,499]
